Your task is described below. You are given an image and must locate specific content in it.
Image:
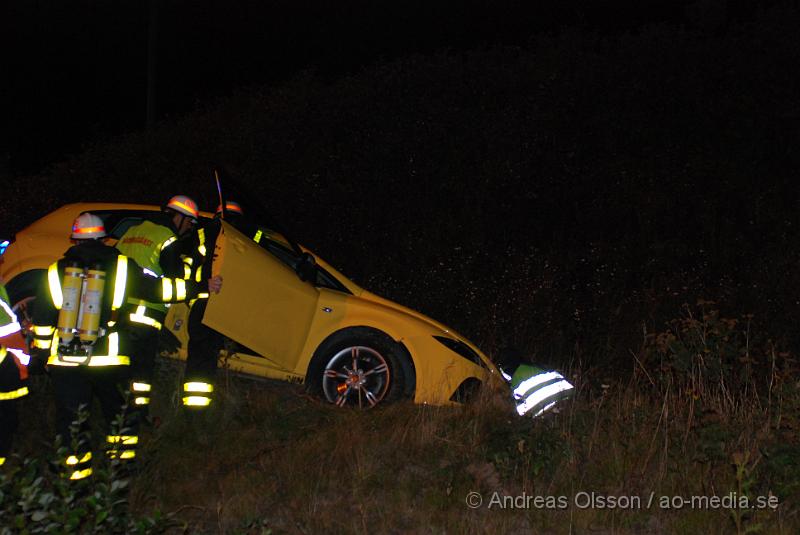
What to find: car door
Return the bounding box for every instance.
[203,221,320,372]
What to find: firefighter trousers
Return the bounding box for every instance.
[183,299,224,408]
[50,365,138,477]
[0,399,19,461]
[126,315,164,412]
[0,350,27,463]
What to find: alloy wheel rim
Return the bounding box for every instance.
[322,346,390,408]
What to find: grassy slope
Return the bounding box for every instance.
[118,338,796,534]
[10,333,799,534]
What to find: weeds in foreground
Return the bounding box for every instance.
[0,408,173,534]
[6,304,799,533]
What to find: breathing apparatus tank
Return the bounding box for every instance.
[57,262,83,345]
[77,263,106,344]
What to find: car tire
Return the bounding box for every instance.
[307,327,413,409]
[6,269,46,329]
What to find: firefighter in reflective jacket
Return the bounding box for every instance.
[495,347,574,418]
[166,200,251,410]
[114,195,200,410]
[0,279,29,467]
[215,201,264,244]
[29,213,222,480]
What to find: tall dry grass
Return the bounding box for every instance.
[7,304,797,534]
[125,306,798,534]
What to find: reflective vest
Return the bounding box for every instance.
[510,364,574,417]
[0,285,28,400]
[116,220,177,315]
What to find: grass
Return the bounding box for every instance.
[127,360,796,533]
[6,304,799,534]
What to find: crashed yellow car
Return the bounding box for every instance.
[1,203,499,408]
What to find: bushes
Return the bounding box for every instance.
[641,300,794,408]
[0,457,168,534]
[0,411,172,534]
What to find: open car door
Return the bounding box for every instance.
[203,221,320,376]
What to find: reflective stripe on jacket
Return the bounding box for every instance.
[0,347,29,399]
[510,364,574,417]
[0,285,21,338]
[0,284,28,397]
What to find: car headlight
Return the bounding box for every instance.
[432,336,488,369]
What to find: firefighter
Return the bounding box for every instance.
[29,212,222,480]
[167,200,253,410]
[114,195,199,411]
[215,201,263,243]
[495,347,574,417]
[0,255,30,466]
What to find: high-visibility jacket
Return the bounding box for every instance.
[30,240,205,367]
[166,219,219,288]
[0,284,28,401]
[510,363,574,417]
[1,284,28,467]
[115,219,178,316]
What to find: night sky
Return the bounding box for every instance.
[3,0,766,176]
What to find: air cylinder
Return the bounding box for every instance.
[57,262,82,345]
[78,263,106,344]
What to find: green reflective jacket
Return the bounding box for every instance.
[510,363,544,391]
[116,220,177,313]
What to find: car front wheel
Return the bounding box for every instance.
[308,328,412,409]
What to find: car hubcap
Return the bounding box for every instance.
[322,346,390,408]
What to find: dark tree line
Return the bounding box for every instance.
[2,1,798,368]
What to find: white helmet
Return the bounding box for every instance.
[71,213,106,239]
[166,195,199,221]
[215,200,244,217]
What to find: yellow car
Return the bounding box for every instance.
[1,203,500,408]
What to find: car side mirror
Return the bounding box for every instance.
[297,252,317,283]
